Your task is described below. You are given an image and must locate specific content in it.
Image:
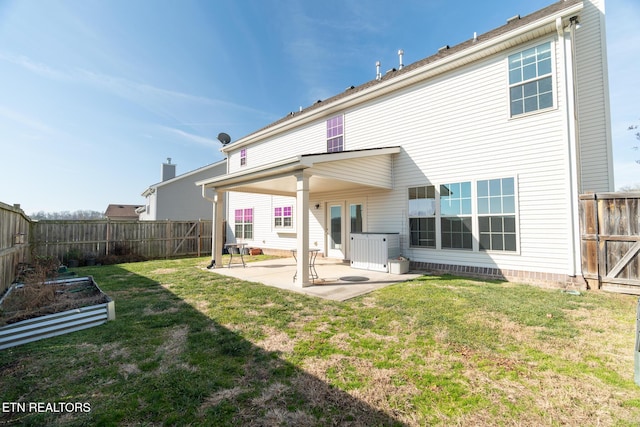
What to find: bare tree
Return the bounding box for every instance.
[30,210,105,220]
[628,121,640,164]
[618,184,640,192]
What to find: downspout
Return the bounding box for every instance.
[558,16,582,278]
[201,185,215,203]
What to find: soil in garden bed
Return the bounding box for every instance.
[0,280,110,326]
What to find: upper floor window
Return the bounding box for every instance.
[508,42,553,116]
[240,148,247,166]
[327,115,344,152]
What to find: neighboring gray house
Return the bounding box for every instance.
[197,0,613,288]
[105,204,143,221]
[138,158,227,221]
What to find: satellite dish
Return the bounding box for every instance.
[217,132,231,145]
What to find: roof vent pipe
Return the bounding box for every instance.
[473,32,477,42]
[376,61,382,80]
[398,49,404,70]
[507,14,520,24]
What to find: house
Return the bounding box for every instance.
[105,204,143,221]
[196,0,613,288]
[138,158,227,221]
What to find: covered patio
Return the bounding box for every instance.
[197,146,402,288]
[204,256,424,301]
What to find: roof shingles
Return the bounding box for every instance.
[235,0,581,143]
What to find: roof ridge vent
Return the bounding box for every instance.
[507,14,520,24]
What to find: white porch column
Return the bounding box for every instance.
[211,190,225,268]
[295,172,310,287]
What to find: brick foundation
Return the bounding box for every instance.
[410,261,588,290]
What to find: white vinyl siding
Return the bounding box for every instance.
[143,161,226,221]
[574,0,613,192]
[227,122,325,174]
[344,39,571,274]
[222,4,612,276]
[226,39,572,274]
[311,155,394,190]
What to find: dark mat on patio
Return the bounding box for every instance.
[339,276,370,282]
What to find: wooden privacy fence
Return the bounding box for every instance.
[30,219,213,263]
[0,203,30,295]
[580,192,640,294]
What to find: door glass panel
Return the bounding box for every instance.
[350,204,363,234]
[330,205,342,249]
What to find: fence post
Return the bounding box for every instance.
[106,220,111,256]
[579,193,601,289]
[166,221,171,259]
[197,220,202,257]
[633,298,640,386]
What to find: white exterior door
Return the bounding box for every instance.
[326,200,365,259]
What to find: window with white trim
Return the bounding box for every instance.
[240,148,247,166]
[440,182,472,249]
[234,208,253,239]
[274,206,293,229]
[508,42,553,116]
[477,178,516,251]
[326,115,344,152]
[408,186,436,248]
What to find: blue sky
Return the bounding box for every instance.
[0,0,638,214]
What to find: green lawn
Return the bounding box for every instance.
[1,256,639,426]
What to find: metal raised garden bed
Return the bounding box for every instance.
[0,276,115,350]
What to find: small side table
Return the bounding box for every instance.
[291,248,320,282]
[225,243,247,268]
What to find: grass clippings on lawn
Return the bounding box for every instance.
[1,256,640,426]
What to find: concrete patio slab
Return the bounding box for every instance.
[204,257,424,301]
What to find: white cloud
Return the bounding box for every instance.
[0,51,69,80]
[158,126,218,148]
[0,105,58,135]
